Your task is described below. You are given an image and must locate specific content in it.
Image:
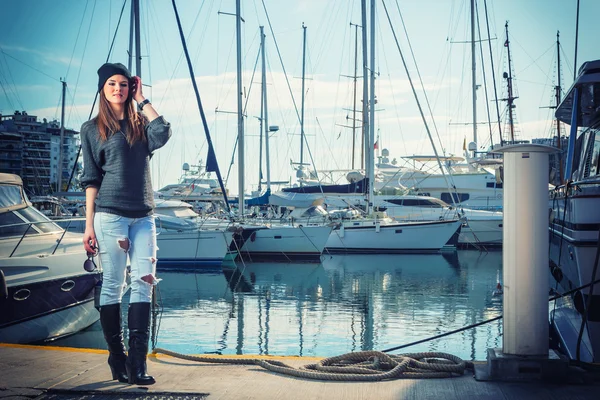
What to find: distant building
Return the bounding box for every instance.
[0,111,81,195]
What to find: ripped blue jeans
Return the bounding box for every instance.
[94,212,157,306]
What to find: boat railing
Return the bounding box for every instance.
[3,220,70,258]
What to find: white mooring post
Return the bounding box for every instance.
[500,144,556,355]
[475,143,568,382]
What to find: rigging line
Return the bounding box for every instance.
[260,0,324,193]
[171,0,231,213]
[66,0,99,126]
[65,0,126,192]
[393,0,457,192]
[0,48,58,83]
[0,63,21,110]
[65,0,90,79]
[225,45,262,185]
[515,43,555,79]
[315,116,342,172]
[559,46,574,82]
[395,0,445,156]
[483,0,502,147]
[325,16,351,170]
[65,87,84,128]
[475,0,495,151]
[382,0,456,201]
[259,0,301,123]
[0,78,15,110]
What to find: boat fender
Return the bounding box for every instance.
[250,231,257,242]
[492,282,503,296]
[0,269,7,299]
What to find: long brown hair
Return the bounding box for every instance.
[95,88,146,144]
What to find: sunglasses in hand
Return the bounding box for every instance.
[84,245,98,272]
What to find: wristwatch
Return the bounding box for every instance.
[138,98,151,111]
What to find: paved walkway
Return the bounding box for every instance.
[1,344,599,399]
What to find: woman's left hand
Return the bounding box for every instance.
[131,76,145,103]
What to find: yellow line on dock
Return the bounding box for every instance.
[0,343,323,360]
[0,342,107,354]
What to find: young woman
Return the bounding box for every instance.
[80,62,171,385]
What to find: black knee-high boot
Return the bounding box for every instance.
[126,302,155,385]
[99,303,128,383]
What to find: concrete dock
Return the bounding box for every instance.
[1,343,599,399]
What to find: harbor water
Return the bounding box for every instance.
[47,250,503,361]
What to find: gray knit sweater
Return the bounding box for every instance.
[80,116,172,218]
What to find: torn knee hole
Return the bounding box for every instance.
[117,238,130,251]
[141,274,156,285]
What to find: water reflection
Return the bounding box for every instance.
[48,250,503,360]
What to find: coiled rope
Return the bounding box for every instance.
[152,348,472,381]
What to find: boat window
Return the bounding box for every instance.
[0,211,30,237]
[17,206,61,233]
[385,199,404,206]
[486,182,503,189]
[441,192,470,204]
[588,128,600,177]
[0,184,25,208]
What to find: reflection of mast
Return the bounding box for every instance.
[361,292,374,350]
[235,295,244,355]
[297,300,304,356]
[258,291,264,354]
[265,291,271,354]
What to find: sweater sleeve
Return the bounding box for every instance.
[145,116,172,153]
[79,122,103,190]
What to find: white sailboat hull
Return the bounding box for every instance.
[325,219,462,253]
[230,225,333,261]
[377,197,503,247]
[157,230,233,268]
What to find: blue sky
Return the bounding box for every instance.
[1,0,598,194]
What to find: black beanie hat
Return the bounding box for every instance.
[97,62,131,92]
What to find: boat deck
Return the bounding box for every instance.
[1,344,599,399]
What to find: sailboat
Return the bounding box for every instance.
[321,0,462,254]
[396,2,508,211]
[549,59,600,363]
[226,6,332,262]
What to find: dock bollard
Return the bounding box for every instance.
[474,144,568,382]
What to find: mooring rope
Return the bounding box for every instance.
[152,348,473,381]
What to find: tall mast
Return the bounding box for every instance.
[258,26,265,193]
[367,0,375,214]
[300,23,307,165]
[57,79,66,192]
[261,26,271,191]
[351,23,359,169]
[236,0,245,214]
[133,0,141,77]
[504,21,515,143]
[470,0,477,156]
[360,0,368,171]
[128,0,134,72]
[555,31,563,183]
[483,0,503,148]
